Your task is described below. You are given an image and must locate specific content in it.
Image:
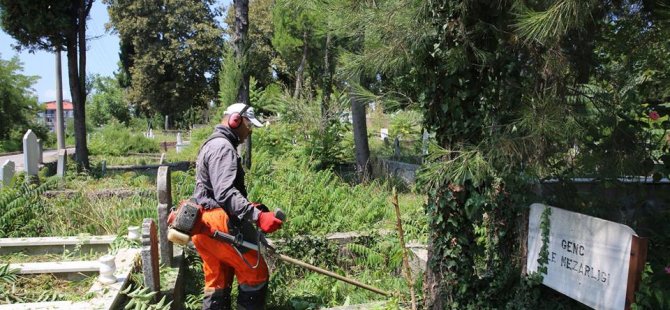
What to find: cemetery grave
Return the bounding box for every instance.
[0,130,427,309]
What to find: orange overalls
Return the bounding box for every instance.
[191,207,269,291]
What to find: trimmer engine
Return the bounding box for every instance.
[167,200,202,245]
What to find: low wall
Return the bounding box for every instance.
[533,178,670,238]
[372,157,421,184]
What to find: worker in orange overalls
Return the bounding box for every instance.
[191,103,283,310]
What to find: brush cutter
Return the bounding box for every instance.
[167,201,389,296]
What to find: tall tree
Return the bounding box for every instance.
[232,0,250,105]
[0,55,48,152]
[0,0,93,169]
[224,0,275,90]
[105,0,223,127]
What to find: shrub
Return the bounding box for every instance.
[88,121,159,156]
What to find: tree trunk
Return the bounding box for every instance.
[233,0,249,106]
[321,32,332,119]
[293,30,309,99]
[350,90,371,181]
[74,1,89,169]
[233,0,251,168]
[424,232,447,309]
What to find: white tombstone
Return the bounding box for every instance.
[159,153,166,165]
[149,129,154,139]
[57,149,67,178]
[422,130,430,155]
[22,130,39,176]
[380,128,389,140]
[176,133,183,153]
[36,139,43,164]
[1,160,15,187]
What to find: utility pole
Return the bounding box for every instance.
[55,48,65,150]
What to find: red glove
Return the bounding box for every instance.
[257,212,283,233]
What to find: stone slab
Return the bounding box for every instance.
[10,261,100,274]
[1,160,15,187]
[0,235,116,255]
[141,218,160,292]
[0,248,140,310]
[57,149,67,177]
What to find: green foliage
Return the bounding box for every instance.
[105,0,223,121]
[0,264,18,285]
[388,110,422,141]
[0,176,58,238]
[88,122,159,156]
[120,284,172,310]
[631,263,670,310]
[88,74,131,126]
[218,47,242,108]
[0,55,49,152]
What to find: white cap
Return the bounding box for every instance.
[223,103,263,127]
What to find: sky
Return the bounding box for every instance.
[0,1,231,103]
[0,1,118,102]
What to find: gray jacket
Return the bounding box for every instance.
[192,125,260,222]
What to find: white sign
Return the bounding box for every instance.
[380,128,388,140]
[527,203,635,310]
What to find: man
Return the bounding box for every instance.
[191,103,283,310]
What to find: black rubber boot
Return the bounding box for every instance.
[236,283,267,310]
[203,287,232,310]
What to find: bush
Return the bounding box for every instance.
[88,121,159,156]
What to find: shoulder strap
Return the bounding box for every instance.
[197,132,230,159]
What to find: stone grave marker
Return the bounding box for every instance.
[101,160,107,176]
[57,149,67,178]
[157,166,173,266]
[527,203,646,310]
[380,128,388,141]
[22,130,39,176]
[176,133,183,153]
[141,218,160,293]
[422,130,429,156]
[36,139,43,164]
[1,160,15,187]
[159,153,166,165]
[393,137,401,159]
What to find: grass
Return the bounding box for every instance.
[0,273,97,304]
[0,249,102,264]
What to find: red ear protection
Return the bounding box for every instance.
[228,104,250,129]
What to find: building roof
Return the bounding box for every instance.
[44,100,74,111]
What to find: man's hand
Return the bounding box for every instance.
[257,212,283,233]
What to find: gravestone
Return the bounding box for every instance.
[22,130,39,176]
[36,139,43,164]
[1,160,15,187]
[393,137,401,159]
[422,130,429,156]
[101,160,107,176]
[157,166,173,266]
[380,128,388,141]
[159,153,166,165]
[141,218,160,293]
[148,129,154,139]
[176,133,183,153]
[527,203,642,310]
[57,149,67,178]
